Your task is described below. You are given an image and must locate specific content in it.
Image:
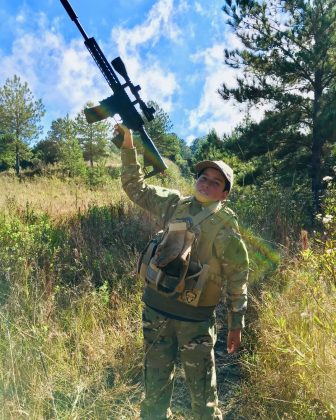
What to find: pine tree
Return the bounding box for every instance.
[0,75,45,175]
[35,117,73,165]
[143,101,182,160]
[75,102,110,167]
[47,115,86,177]
[221,0,336,214]
[0,133,31,170]
[193,130,226,163]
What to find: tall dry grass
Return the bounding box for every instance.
[0,169,334,419]
[0,174,126,219]
[0,174,150,418]
[241,257,336,419]
[0,164,194,419]
[236,181,336,419]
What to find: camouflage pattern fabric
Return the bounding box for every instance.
[121,148,248,330]
[141,306,223,420]
[120,148,248,419]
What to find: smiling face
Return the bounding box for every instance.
[195,167,229,202]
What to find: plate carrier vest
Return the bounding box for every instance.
[138,197,237,308]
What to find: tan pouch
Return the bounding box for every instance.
[148,220,196,296]
[152,221,189,267]
[137,231,163,282]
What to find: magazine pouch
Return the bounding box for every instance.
[138,218,200,297]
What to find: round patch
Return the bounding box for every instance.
[185,290,197,303]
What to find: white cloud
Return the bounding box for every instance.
[110,0,180,112]
[186,43,244,140]
[0,0,256,143]
[195,2,205,15]
[0,1,185,135]
[186,39,264,142]
[112,0,180,54]
[0,8,110,131]
[16,13,26,23]
[55,40,106,112]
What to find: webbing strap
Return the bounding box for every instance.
[190,201,222,227]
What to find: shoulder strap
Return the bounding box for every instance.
[168,197,222,229]
[191,201,222,227]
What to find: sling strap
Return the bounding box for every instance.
[190,200,222,227]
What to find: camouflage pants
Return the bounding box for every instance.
[140,306,222,420]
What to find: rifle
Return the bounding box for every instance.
[60,0,167,178]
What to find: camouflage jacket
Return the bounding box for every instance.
[121,148,248,330]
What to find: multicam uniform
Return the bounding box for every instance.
[121,148,249,420]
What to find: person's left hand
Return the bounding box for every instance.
[114,123,134,149]
[227,329,241,353]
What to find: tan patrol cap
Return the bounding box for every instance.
[195,160,234,193]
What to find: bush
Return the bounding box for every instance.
[229,179,313,247]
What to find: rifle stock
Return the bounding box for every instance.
[60,0,167,178]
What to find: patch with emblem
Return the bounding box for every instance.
[184,290,197,303]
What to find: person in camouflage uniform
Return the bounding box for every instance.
[116,124,249,420]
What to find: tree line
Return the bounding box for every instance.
[0,0,335,223]
[0,75,190,180]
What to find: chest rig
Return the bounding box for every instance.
[138,197,230,307]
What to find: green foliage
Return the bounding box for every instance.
[0,133,32,170]
[0,75,45,175]
[223,116,311,187]
[190,135,207,155]
[38,115,77,167]
[0,75,45,142]
[143,100,173,149]
[33,137,60,165]
[143,101,184,162]
[193,129,225,163]
[46,115,86,178]
[85,163,111,188]
[221,0,336,214]
[59,137,86,178]
[230,179,313,245]
[320,173,336,239]
[75,102,110,167]
[150,159,194,196]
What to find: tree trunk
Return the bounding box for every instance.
[15,142,20,176]
[311,72,323,218]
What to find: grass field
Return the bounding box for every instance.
[0,170,334,419]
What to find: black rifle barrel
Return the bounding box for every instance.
[60,0,89,41]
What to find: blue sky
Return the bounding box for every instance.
[0,0,248,144]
